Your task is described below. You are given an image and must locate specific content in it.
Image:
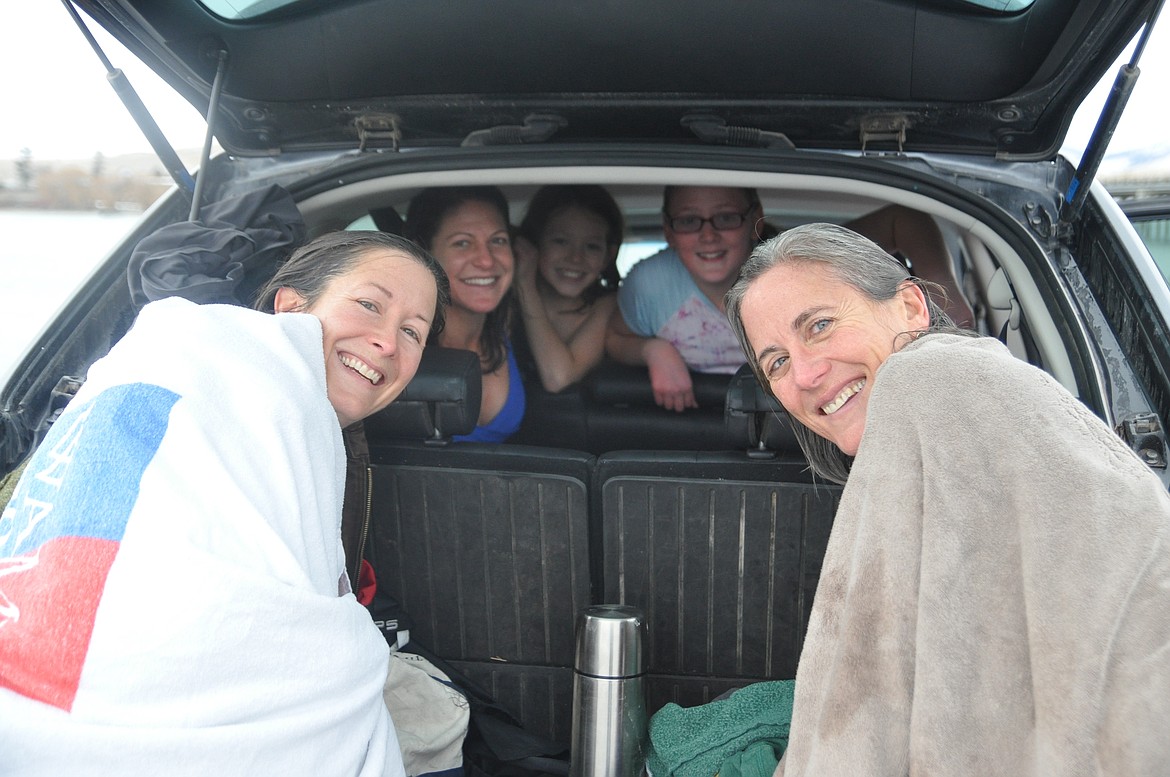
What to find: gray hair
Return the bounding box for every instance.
[725,222,971,484]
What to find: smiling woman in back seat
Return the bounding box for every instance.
[725,222,1170,776]
[405,186,526,442]
[0,230,448,777]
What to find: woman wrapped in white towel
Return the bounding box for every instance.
[0,230,449,777]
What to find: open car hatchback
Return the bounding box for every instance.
[3,0,1169,764]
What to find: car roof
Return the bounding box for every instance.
[73,0,1159,159]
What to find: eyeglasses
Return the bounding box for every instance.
[665,208,753,234]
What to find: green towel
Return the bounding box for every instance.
[646,680,794,777]
[718,738,783,777]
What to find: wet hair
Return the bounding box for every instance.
[254,230,449,338]
[403,186,514,373]
[724,222,972,484]
[519,184,624,308]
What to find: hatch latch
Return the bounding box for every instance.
[681,115,795,149]
[356,114,402,152]
[1120,413,1167,470]
[460,114,567,147]
[860,114,910,154]
[1022,201,1055,240]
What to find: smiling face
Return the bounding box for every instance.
[739,261,929,456]
[430,199,514,317]
[536,204,614,301]
[274,248,438,429]
[663,186,759,305]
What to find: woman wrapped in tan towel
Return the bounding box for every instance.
[724,222,1170,777]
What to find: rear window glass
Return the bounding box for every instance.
[1131,217,1170,280]
[616,240,666,278]
[949,0,1035,11]
[1113,185,1170,285]
[201,0,1036,21]
[196,0,300,20]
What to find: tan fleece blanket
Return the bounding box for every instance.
[778,334,1170,776]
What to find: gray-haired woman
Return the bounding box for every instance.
[726,222,1170,776]
[726,221,969,484]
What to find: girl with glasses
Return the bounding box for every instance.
[605,185,762,412]
[606,184,975,413]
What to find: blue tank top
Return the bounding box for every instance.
[454,339,526,444]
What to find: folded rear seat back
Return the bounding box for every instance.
[367,445,592,746]
[364,350,837,732]
[593,367,837,712]
[594,453,838,712]
[365,347,592,747]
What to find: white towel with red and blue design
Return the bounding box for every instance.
[0,297,402,777]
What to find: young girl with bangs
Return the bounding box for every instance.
[514,184,624,393]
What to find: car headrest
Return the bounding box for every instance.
[724,364,798,454]
[364,347,481,443]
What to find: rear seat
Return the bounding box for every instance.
[363,352,837,741]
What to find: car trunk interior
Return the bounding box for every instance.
[5,146,1164,746]
[3,0,1166,767]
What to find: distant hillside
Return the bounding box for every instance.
[0,149,204,211]
[1099,143,1170,183]
[3,145,1168,212]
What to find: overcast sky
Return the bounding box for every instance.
[4,3,207,160]
[3,3,1169,167]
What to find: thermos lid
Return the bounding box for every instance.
[574,604,646,678]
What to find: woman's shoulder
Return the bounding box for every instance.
[873,332,1076,427]
[619,248,697,311]
[86,298,328,417]
[135,297,318,345]
[622,246,684,284]
[883,333,1014,383]
[865,332,1164,506]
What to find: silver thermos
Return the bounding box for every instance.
[569,604,649,777]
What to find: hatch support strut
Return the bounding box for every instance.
[190,50,228,220]
[60,0,195,201]
[1060,0,1165,223]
